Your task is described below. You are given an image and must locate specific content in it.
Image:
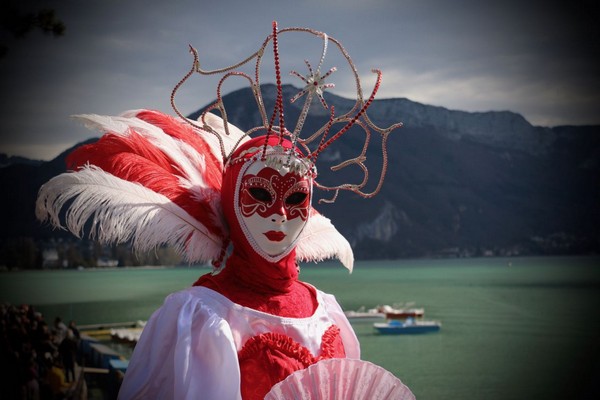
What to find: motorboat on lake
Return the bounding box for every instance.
[374,318,441,334]
[345,303,425,322]
[344,306,386,321]
[380,304,425,320]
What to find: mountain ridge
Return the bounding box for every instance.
[190,84,558,156]
[2,84,598,265]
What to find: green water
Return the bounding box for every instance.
[1,256,599,399]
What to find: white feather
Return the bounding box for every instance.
[72,111,226,233]
[73,112,210,188]
[296,211,354,272]
[36,166,222,263]
[72,111,247,190]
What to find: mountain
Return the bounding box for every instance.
[1,85,598,263]
[0,154,44,168]
[191,84,600,258]
[0,139,98,241]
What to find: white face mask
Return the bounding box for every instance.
[235,155,312,259]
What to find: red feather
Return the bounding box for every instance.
[66,127,224,239]
[135,110,223,190]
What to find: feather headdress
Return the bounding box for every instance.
[36,22,402,271]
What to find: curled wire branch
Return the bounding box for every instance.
[170,25,402,203]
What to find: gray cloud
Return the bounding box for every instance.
[1,0,598,159]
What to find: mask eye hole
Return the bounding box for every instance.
[285,192,307,205]
[249,187,272,202]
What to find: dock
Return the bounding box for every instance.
[78,322,142,398]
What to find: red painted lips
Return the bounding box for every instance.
[264,231,286,242]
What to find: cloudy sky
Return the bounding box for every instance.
[1,0,598,160]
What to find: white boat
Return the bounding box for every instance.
[109,321,146,344]
[344,306,386,321]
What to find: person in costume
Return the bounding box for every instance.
[36,22,409,399]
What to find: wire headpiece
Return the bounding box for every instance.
[171,21,402,203]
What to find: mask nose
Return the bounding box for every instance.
[270,215,286,224]
[270,204,287,224]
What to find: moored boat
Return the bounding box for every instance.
[380,304,425,319]
[374,318,441,334]
[110,327,144,344]
[344,306,386,321]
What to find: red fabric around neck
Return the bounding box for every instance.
[220,250,299,295]
[193,253,317,317]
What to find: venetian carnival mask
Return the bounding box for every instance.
[223,137,315,262]
[237,154,312,258]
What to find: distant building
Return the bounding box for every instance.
[97,257,119,267]
[42,248,60,268]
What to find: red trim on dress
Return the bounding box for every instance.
[237,325,346,400]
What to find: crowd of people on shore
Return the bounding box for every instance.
[0,303,81,400]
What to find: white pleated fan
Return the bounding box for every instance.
[265,358,415,400]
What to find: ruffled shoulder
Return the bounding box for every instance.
[118,287,242,400]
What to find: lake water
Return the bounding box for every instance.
[1,256,599,399]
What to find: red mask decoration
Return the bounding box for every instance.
[239,168,311,221]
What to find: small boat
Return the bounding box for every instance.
[374,318,441,334]
[110,327,144,344]
[344,306,386,321]
[380,304,425,320]
[109,321,146,344]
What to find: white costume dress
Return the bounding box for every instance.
[118,285,359,399]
